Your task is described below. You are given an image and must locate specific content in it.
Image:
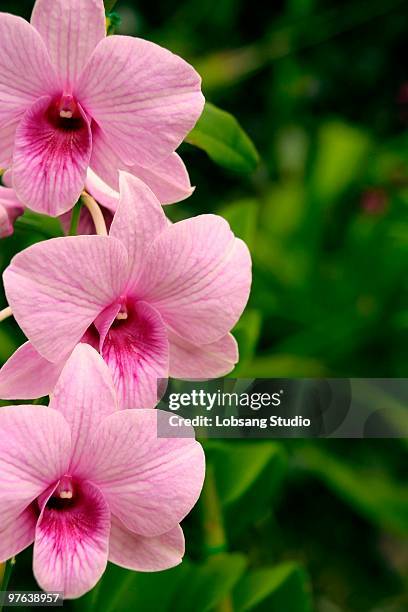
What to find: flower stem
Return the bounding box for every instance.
[81,192,108,237]
[0,306,12,323]
[201,465,233,612]
[201,464,227,556]
[69,200,83,236]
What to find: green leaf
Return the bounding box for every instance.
[77,555,246,612]
[309,120,371,205]
[207,441,287,538]
[238,354,326,378]
[104,0,119,12]
[75,564,188,612]
[298,445,408,535]
[287,0,316,17]
[262,183,305,239]
[219,198,258,249]
[186,102,260,173]
[233,309,262,371]
[0,328,18,362]
[210,441,286,505]
[15,210,63,240]
[233,563,313,612]
[176,554,247,612]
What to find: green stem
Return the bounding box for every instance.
[33,397,47,406]
[68,200,83,236]
[201,465,232,612]
[201,464,227,555]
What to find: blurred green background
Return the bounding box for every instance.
[0,0,407,611]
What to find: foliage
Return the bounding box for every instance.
[186,102,260,173]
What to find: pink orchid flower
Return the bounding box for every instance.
[0,183,24,238]
[0,343,205,599]
[1,172,252,408]
[0,0,204,216]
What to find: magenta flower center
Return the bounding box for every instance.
[82,296,164,383]
[47,94,84,132]
[109,297,144,336]
[47,475,76,511]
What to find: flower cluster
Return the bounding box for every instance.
[0,0,252,599]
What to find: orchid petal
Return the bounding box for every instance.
[94,301,121,349]
[90,131,192,205]
[33,480,110,599]
[31,0,106,91]
[136,215,252,345]
[12,96,92,216]
[0,14,57,126]
[130,153,194,205]
[0,406,70,531]
[99,301,169,409]
[86,168,119,213]
[0,185,24,237]
[89,409,205,536]
[0,205,12,238]
[0,342,64,400]
[110,172,167,287]
[1,169,12,187]
[109,517,184,571]
[0,506,37,563]
[49,345,118,476]
[0,122,21,168]
[88,125,122,191]
[76,36,204,167]
[4,235,128,362]
[169,332,239,378]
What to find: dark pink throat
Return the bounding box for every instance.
[82,297,161,370]
[108,297,155,344]
[46,476,77,512]
[47,94,84,132]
